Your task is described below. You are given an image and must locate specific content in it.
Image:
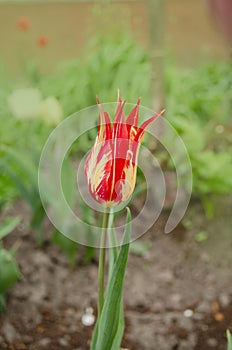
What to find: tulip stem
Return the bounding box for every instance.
[98,210,110,318]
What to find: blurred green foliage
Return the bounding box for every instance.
[166,60,232,203]
[38,36,150,115]
[166,60,232,124]
[0,217,21,312]
[0,35,232,244]
[1,146,46,245]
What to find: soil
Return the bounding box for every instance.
[0,197,232,350]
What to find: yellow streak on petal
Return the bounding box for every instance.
[121,165,136,202]
[119,149,137,203]
[92,150,111,192]
[87,141,112,195]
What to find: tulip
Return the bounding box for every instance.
[17,17,30,31]
[39,96,63,126]
[8,88,42,120]
[85,92,164,207]
[37,35,48,47]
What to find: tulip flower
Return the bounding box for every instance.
[39,96,63,126]
[85,93,165,350]
[85,92,164,207]
[17,17,30,31]
[37,35,48,47]
[8,88,42,120]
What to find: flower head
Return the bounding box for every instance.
[7,88,42,120]
[17,17,30,31]
[85,92,164,207]
[39,96,63,126]
[37,35,48,47]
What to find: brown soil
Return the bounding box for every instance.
[0,197,232,350]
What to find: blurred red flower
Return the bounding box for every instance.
[17,17,30,31]
[37,35,48,47]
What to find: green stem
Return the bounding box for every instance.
[108,210,118,279]
[98,210,110,318]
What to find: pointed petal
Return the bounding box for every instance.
[103,111,112,140]
[96,97,112,141]
[113,99,126,127]
[135,109,165,143]
[117,89,122,103]
[126,98,140,128]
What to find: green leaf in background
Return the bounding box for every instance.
[39,35,150,117]
[79,196,98,263]
[51,230,79,267]
[93,208,131,350]
[194,230,209,243]
[1,146,49,244]
[61,156,76,208]
[0,248,20,296]
[30,202,46,246]
[1,161,34,208]
[0,217,20,240]
[1,145,39,190]
[227,329,232,350]
[130,239,152,257]
[0,218,21,312]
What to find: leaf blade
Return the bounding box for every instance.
[95,208,131,350]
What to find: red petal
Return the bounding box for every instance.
[135,109,165,143]
[96,97,112,141]
[126,98,140,128]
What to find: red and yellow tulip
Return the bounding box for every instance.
[85,92,164,207]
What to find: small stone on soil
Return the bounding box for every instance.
[207,338,218,347]
[59,337,70,347]
[183,309,194,318]
[1,321,19,343]
[219,293,230,307]
[37,337,51,347]
[81,307,95,326]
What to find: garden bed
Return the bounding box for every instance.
[0,198,232,350]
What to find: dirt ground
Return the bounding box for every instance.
[0,197,232,350]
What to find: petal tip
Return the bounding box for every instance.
[117,89,122,103]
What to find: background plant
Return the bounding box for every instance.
[0,217,21,312]
[1,35,232,260]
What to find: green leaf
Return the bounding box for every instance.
[1,162,34,207]
[94,208,131,350]
[0,248,20,295]
[1,146,38,189]
[194,230,209,243]
[0,217,20,240]
[61,157,76,208]
[79,197,98,248]
[130,240,151,257]
[51,230,79,267]
[110,300,124,350]
[182,218,193,230]
[227,329,232,350]
[90,319,99,350]
[83,246,96,265]
[31,203,46,245]
[0,293,6,313]
[90,211,117,350]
